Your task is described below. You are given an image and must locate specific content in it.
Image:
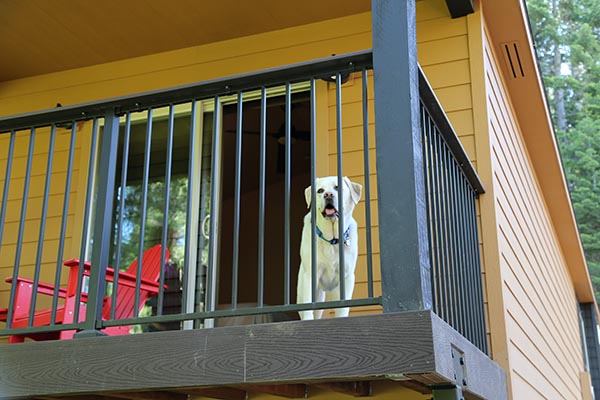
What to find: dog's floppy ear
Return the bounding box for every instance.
[343,176,362,206]
[304,185,312,208]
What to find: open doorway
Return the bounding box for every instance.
[106,88,313,329]
[216,90,312,313]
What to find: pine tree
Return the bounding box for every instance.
[528,0,600,302]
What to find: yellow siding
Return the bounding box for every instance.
[0,13,372,115]
[484,27,585,399]
[417,0,476,165]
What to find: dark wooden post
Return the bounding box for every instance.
[580,302,600,398]
[372,0,432,312]
[76,110,120,337]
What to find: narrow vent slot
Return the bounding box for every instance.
[502,41,525,79]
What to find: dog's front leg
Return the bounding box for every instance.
[313,289,326,319]
[297,264,314,320]
[334,272,356,318]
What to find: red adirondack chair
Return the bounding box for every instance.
[0,244,169,343]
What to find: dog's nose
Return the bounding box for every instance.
[324,192,334,200]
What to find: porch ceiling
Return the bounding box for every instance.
[0,0,370,82]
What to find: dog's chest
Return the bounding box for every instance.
[316,240,346,271]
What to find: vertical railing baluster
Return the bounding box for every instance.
[28,125,57,324]
[284,82,291,306]
[467,180,481,348]
[158,105,175,315]
[433,128,447,321]
[461,174,474,343]
[466,188,478,346]
[456,172,470,341]
[427,113,441,316]
[444,146,459,330]
[470,188,487,352]
[421,106,436,313]
[186,100,198,319]
[112,113,131,320]
[82,112,119,336]
[447,154,459,333]
[258,88,267,307]
[10,128,36,326]
[74,119,99,324]
[51,123,76,324]
[232,92,243,309]
[455,161,467,338]
[0,131,15,255]
[362,69,374,298]
[3,128,29,328]
[335,72,346,302]
[134,108,153,317]
[450,157,465,337]
[310,79,318,303]
[206,96,221,323]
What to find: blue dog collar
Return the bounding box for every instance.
[315,225,350,246]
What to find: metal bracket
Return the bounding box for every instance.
[451,345,468,388]
[432,386,464,400]
[431,346,469,399]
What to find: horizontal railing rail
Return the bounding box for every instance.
[0,51,487,354]
[0,51,373,131]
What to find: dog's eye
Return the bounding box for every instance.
[333,185,338,191]
[317,188,324,194]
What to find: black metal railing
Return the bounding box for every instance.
[0,51,487,353]
[419,71,488,353]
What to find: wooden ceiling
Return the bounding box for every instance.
[0,0,371,82]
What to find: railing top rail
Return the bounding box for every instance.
[418,69,486,195]
[0,50,373,132]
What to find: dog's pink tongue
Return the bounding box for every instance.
[325,208,336,216]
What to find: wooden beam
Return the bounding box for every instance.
[246,384,306,398]
[0,312,506,399]
[317,381,371,397]
[444,0,474,18]
[430,313,508,400]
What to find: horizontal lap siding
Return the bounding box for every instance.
[484,31,584,399]
[0,13,373,115]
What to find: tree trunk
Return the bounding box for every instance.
[552,0,567,132]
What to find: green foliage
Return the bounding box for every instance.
[528,0,600,303]
[115,176,189,270]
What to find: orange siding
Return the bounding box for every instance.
[484,28,585,399]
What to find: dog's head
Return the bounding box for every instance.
[304,176,362,221]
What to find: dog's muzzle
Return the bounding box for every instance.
[322,197,339,219]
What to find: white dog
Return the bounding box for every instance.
[296,176,362,320]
